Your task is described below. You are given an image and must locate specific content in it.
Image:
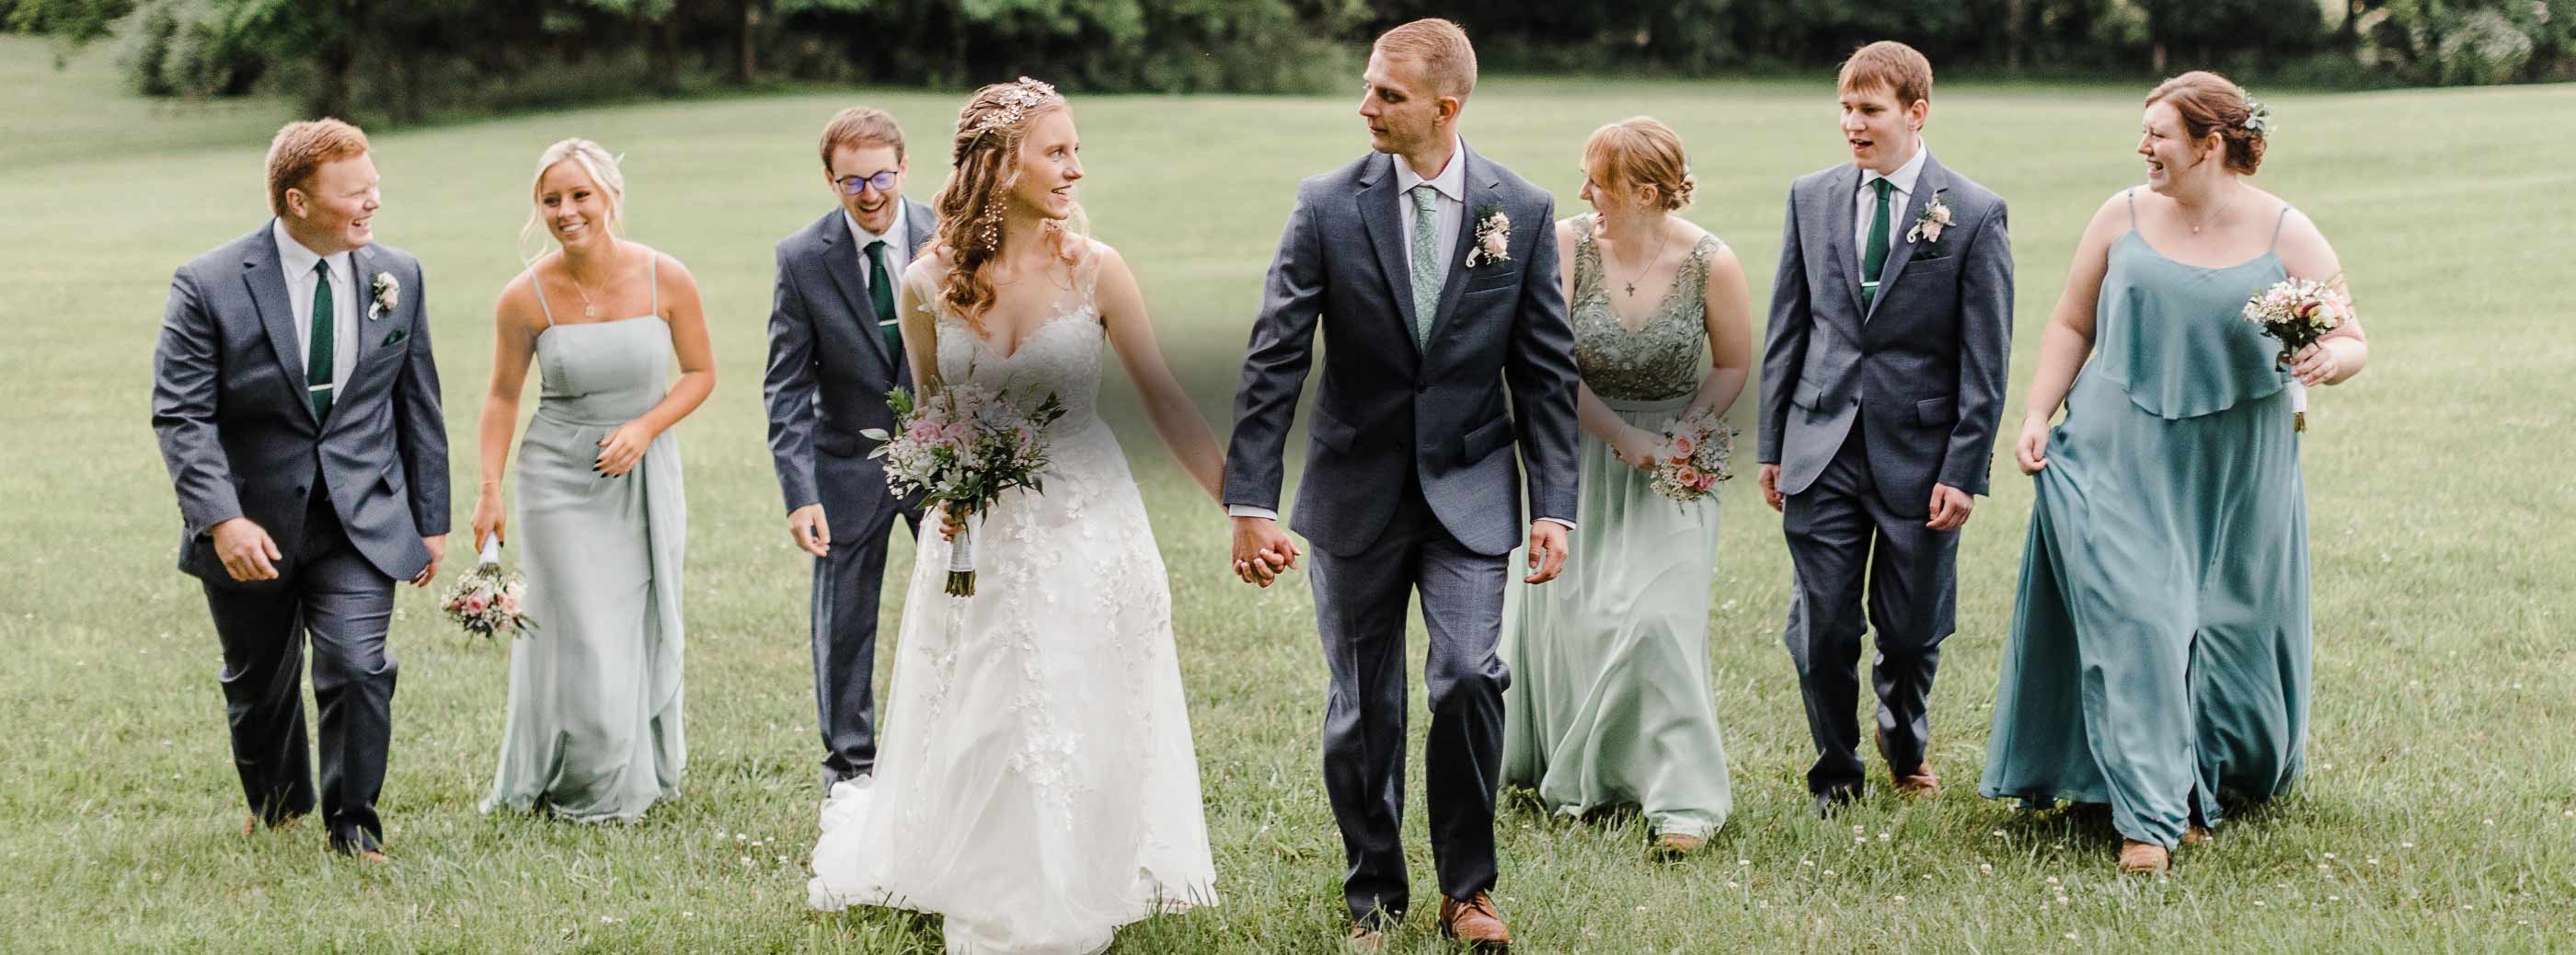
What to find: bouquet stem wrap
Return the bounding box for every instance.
[946,505,977,597]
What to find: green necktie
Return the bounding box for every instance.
[866,240,901,361]
[1861,177,1893,312]
[1409,183,1442,346]
[307,259,335,420]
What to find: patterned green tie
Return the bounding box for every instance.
[1861,177,1893,312]
[1409,183,1442,346]
[866,240,901,360]
[307,259,335,420]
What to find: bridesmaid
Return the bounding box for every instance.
[1497,117,1754,857]
[1979,73,2368,873]
[472,139,716,822]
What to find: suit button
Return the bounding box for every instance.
[296,485,308,495]
[1416,384,1430,395]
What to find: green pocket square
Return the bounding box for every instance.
[379,329,407,348]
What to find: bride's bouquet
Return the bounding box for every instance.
[2241,276,2350,432]
[865,381,1067,597]
[442,538,535,639]
[1646,407,1736,504]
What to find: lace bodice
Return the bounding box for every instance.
[1569,214,1721,401]
[913,248,1107,432]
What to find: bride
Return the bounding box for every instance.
[806,78,1226,954]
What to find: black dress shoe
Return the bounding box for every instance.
[1813,787,1860,819]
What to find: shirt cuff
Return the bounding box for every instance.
[1538,517,1577,531]
[1227,504,1281,521]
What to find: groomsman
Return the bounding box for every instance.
[764,107,933,792]
[1757,41,2013,816]
[151,119,449,859]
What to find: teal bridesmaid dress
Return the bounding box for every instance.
[1980,192,2310,849]
[483,256,687,823]
[1498,216,1732,840]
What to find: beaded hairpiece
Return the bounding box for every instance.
[967,77,1059,139]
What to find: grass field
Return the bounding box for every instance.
[4,35,2574,953]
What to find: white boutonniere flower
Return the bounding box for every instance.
[1906,190,1954,246]
[369,271,400,320]
[1466,204,1512,268]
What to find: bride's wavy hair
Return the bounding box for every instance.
[932,77,1086,329]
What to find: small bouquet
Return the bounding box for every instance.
[2241,276,2351,432]
[1646,407,1736,504]
[864,379,1066,597]
[442,538,534,639]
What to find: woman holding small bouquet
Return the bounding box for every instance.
[1494,118,1753,856]
[471,139,715,823]
[1979,73,2369,874]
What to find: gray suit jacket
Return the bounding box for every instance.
[1757,154,2013,516]
[152,224,450,581]
[1225,144,1581,558]
[763,199,935,536]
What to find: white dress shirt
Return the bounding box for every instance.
[843,201,912,299]
[1394,137,1467,292]
[1230,141,1572,532]
[272,219,360,396]
[1853,141,1929,269]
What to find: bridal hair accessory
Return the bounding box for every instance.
[968,77,1059,140]
[2239,88,2271,137]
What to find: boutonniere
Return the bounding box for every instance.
[1466,203,1512,268]
[1906,190,1954,246]
[369,270,400,320]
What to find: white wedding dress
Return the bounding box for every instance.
[808,242,1217,954]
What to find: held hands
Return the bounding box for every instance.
[210,517,282,582]
[2015,413,2053,475]
[2287,341,2341,386]
[788,503,831,557]
[1926,484,1975,532]
[593,420,656,478]
[1524,521,1570,584]
[1230,516,1300,588]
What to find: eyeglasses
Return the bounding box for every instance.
[835,170,901,196]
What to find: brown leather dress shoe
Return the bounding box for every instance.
[1439,892,1511,951]
[1892,760,1940,796]
[1345,922,1386,955]
[2180,825,2211,846]
[1651,832,1707,858]
[2117,840,2171,874]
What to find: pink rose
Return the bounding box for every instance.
[466,594,488,615]
[1673,434,1696,457]
[1694,475,1718,492]
[1674,466,1702,486]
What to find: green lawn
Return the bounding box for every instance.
[3,35,2572,953]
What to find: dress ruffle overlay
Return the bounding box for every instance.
[1980,217,2312,849]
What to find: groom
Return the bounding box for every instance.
[764,106,933,792]
[1225,18,1580,952]
[1758,41,2012,817]
[151,119,448,859]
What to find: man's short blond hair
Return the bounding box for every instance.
[1837,40,1935,109]
[265,119,370,217]
[819,106,906,169]
[1374,18,1478,101]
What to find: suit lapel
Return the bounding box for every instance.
[1424,147,1493,347]
[1867,155,1947,322]
[348,245,377,372]
[241,224,316,425]
[1823,169,1865,317]
[1355,155,1420,361]
[815,214,895,374]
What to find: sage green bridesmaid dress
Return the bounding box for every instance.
[1981,192,2309,849]
[1499,216,1731,840]
[482,255,686,823]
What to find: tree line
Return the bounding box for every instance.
[6,0,2569,125]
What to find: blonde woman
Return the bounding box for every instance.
[1497,117,1753,857]
[472,139,715,823]
[805,79,1225,952]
